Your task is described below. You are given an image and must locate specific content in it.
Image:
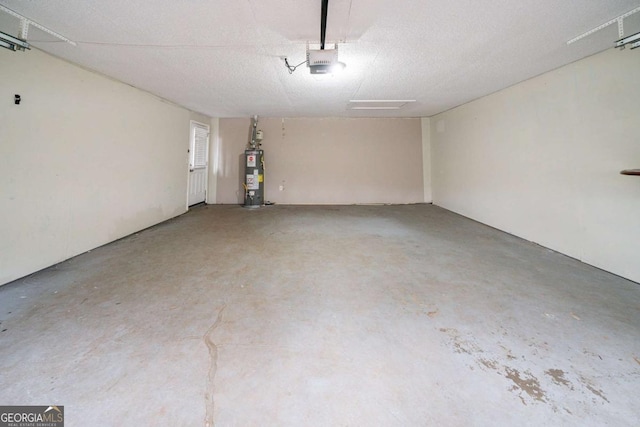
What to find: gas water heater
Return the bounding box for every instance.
[243,116,264,208]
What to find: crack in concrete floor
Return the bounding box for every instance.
[203,304,227,427]
[1,204,638,425]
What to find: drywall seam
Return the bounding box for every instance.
[208,117,220,204]
[421,117,432,203]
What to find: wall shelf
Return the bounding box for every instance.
[620,169,640,176]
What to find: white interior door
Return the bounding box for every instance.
[188,121,209,206]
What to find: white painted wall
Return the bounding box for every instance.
[431,48,640,283]
[0,48,210,286]
[216,117,424,205]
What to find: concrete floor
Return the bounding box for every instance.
[1,204,639,426]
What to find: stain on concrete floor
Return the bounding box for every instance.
[545,368,573,389]
[504,367,547,404]
[0,204,639,426]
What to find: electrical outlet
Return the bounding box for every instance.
[279,185,284,191]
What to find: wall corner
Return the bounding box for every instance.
[421,117,432,203]
[207,117,220,204]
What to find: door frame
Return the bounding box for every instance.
[187,120,210,208]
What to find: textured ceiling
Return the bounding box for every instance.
[1,1,639,118]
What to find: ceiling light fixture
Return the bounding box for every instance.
[0,31,30,51]
[283,0,346,75]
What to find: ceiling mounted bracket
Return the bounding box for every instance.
[567,6,640,45]
[19,18,29,39]
[320,0,329,50]
[617,18,624,38]
[0,4,76,46]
